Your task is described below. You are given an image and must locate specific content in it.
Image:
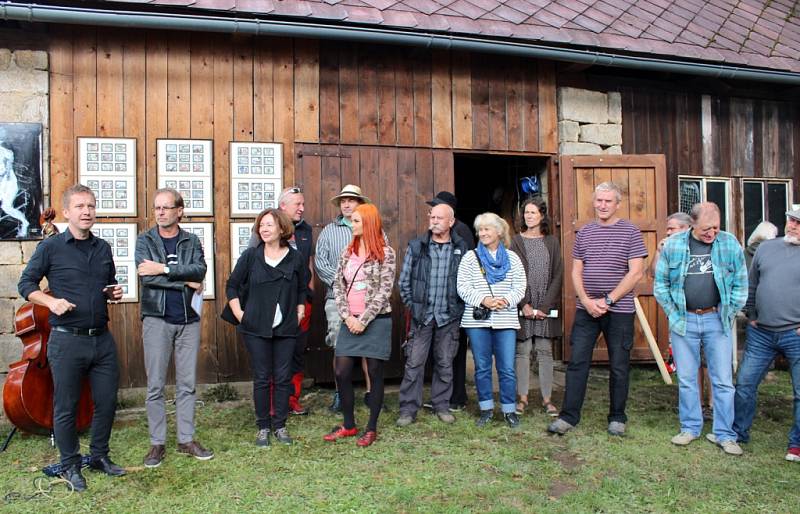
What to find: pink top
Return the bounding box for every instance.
[344,252,368,316]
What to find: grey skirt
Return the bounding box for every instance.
[334,314,392,361]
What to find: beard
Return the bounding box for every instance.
[784,234,800,245]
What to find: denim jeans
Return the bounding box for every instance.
[671,311,736,441]
[466,328,516,414]
[734,324,800,449]
[560,309,634,426]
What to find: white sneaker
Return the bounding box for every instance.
[671,432,698,446]
[706,433,743,455]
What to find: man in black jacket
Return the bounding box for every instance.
[396,203,469,425]
[136,188,212,468]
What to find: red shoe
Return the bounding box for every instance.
[356,430,377,447]
[323,425,359,442]
[289,372,308,415]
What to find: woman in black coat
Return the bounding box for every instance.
[226,208,306,447]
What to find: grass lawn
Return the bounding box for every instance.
[1,367,797,513]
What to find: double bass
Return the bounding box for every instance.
[2,209,93,435]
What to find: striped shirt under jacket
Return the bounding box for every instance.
[457,249,526,330]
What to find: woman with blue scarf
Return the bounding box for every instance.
[457,212,526,428]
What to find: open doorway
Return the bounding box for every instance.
[454,153,551,231]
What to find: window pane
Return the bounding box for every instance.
[743,182,764,243]
[767,183,788,237]
[679,180,702,214]
[706,181,728,232]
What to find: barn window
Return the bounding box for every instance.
[742,179,791,241]
[678,176,731,232]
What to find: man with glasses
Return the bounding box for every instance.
[136,188,213,468]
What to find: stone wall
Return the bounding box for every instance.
[0,49,49,388]
[557,87,622,155]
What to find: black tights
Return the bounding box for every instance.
[335,356,384,431]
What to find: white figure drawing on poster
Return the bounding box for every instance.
[0,123,43,239]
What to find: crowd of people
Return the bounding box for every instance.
[16,180,800,492]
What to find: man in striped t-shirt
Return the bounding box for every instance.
[548,182,647,437]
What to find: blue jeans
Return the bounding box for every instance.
[734,324,800,449]
[466,328,516,414]
[671,311,736,441]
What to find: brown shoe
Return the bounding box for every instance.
[143,445,166,468]
[177,441,214,461]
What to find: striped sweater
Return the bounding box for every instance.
[315,216,353,299]
[456,249,526,329]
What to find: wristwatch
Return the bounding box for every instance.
[163,265,170,275]
[604,294,615,306]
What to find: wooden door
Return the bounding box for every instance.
[559,154,668,362]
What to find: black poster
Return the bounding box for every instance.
[0,123,43,239]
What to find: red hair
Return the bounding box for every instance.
[347,203,385,262]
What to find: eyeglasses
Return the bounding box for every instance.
[287,187,301,194]
[153,206,179,212]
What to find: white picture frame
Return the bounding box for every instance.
[230,221,254,270]
[87,223,138,302]
[229,142,283,217]
[78,137,137,217]
[157,139,213,216]
[181,222,215,299]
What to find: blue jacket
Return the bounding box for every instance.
[654,230,747,336]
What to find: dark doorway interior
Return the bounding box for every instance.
[454,154,551,232]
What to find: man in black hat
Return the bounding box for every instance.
[426,191,475,411]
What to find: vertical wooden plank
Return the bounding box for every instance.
[431,50,452,148]
[293,38,319,143]
[395,56,415,146]
[397,148,418,252]
[471,60,490,150]
[166,33,191,137]
[752,99,763,177]
[778,100,794,179]
[73,30,97,139]
[49,30,75,205]
[537,61,557,153]
[233,38,255,141]
[318,43,340,144]
[95,29,124,137]
[522,61,539,153]
[487,60,507,150]
[628,168,649,223]
[359,148,380,211]
[273,38,295,185]
[575,167,595,221]
[302,151,324,226]
[145,31,168,207]
[340,145,359,187]
[686,93,703,174]
[253,42,275,142]
[379,149,399,248]
[701,94,716,175]
[506,58,524,151]
[358,49,379,145]
[451,52,472,149]
[762,100,779,178]
[339,43,359,144]
[319,151,341,225]
[413,54,432,148]
[610,168,630,219]
[433,150,454,194]
[190,34,215,142]
[730,98,754,177]
[415,150,434,234]
[377,51,397,146]
[593,168,612,186]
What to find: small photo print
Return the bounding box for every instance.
[179,190,190,200]
[101,163,113,172]
[192,164,203,172]
[87,153,98,162]
[264,183,274,191]
[252,183,263,192]
[86,163,99,171]
[166,144,177,152]
[115,180,126,188]
[87,143,99,152]
[238,183,249,191]
[117,265,128,274]
[87,180,99,189]
[116,229,127,237]
[251,166,262,174]
[115,143,127,152]
[264,166,274,175]
[166,180,177,188]
[117,272,128,283]
[264,191,275,200]
[115,153,126,162]
[238,147,249,155]
[251,157,262,165]
[179,180,190,189]
[179,153,190,162]
[252,201,262,210]
[239,237,249,246]
[192,144,204,153]
[265,148,274,156]
[184,200,192,208]
[192,154,203,163]
[179,144,191,153]
[252,192,262,200]
[238,201,248,210]
[115,190,127,199]
[101,143,113,152]
[102,200,113,209]
[120,285,129,294]
[179,163,190,172]
[101,153,113,162]
[192,190,202,198]
[101,190,113,199]
[117,248,129,258]
[166,163,177,172]
[265,201,274,208]
[166,153,177,162]
[194,200,203,208]
[265,157,274,164]
[238,192,249,200]
[238,156,249,165]
[101,180,113,189]
[251,147,262,156]
[115,200,127,209]
[238,166,249,174]
[192,181,203,189]
[102,228,114,237]
[114,163,127,172]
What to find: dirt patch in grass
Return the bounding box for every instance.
[548,479,577,499]
[552,450,583,471]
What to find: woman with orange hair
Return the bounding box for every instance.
[323,203,396,447]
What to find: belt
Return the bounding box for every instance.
[691,306,717,315]
[52,326,107,336]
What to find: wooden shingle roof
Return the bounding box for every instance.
[97,1,800,72]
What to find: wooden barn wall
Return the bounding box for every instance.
[618,86,800,215]
[46,26,557,387]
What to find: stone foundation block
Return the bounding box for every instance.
[14,50,48,71]
[579,124,622,146]
[604,145,623,155]
[558,120,580,142]
[608,92,622,124]
[0,265,25,297]
[0,242,22,265]
[558,87,608,124]
[559,142,603,155]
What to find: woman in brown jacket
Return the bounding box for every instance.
[510,197,563,416]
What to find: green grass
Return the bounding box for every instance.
[1,368,798,513]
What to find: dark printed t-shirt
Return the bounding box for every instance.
[684,235,721,311]
[572,219,648,314]
[160,234,186,324]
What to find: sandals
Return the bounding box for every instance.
[543,402,559,417]
[515,399,528,415]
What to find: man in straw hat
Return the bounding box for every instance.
[315,184,374,412]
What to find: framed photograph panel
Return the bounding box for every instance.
[229,142,282,217]
[182,222,215,299]
[157,139,213,216]
[230,222,254,270]
[88,222,138,302]
[78,137,137,217]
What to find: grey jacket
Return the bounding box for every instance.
[135,226,207,321]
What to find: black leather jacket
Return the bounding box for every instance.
[135,226,207,321]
